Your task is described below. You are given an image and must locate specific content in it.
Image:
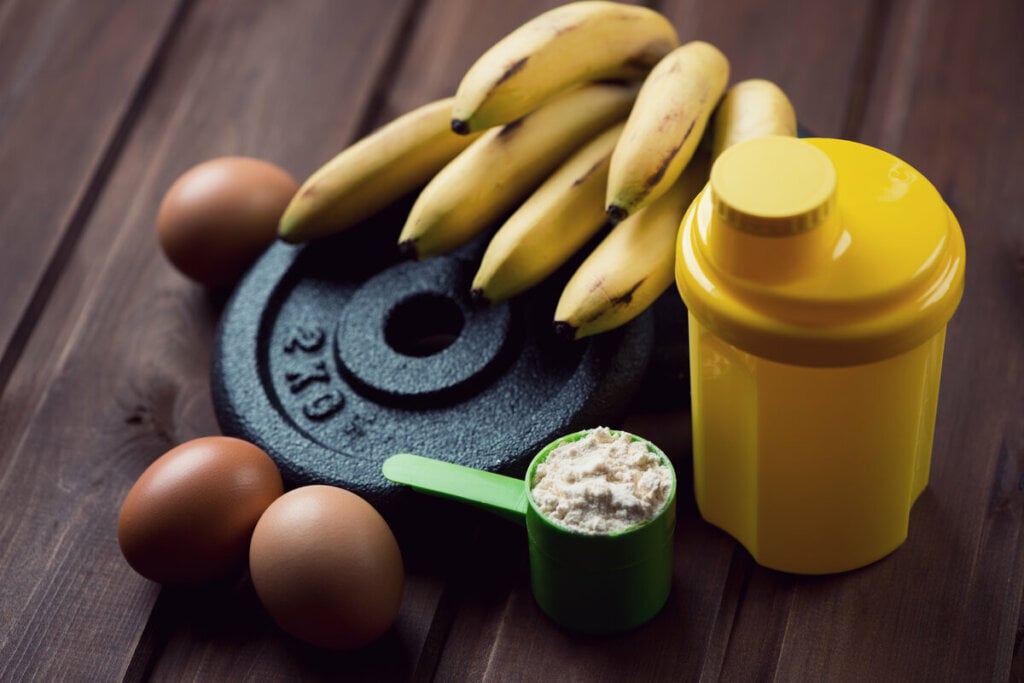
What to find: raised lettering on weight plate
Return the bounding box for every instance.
[279,324,347,422]
[303,390,345,420]
[285,360,329,394]
[283,325,325,354]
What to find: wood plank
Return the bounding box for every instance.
[0,0,432,678]
[662,0,877,138]
[430,1,877,679]
[128,573,444,681]
[0,0,183,386]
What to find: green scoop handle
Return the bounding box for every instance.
[382,453,529,525]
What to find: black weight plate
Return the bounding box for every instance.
[210,202,655,528]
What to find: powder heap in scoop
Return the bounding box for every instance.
[530,427,673,535]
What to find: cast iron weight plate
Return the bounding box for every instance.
[210,203,655,528]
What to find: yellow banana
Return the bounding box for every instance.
[451,1,677,134]
[554,152,708,340]
[471,122,624,305]
[557,78,798,339]
[711,78,797,159]
[278,97,481,243]
[398,82,638,260]
[605,40,729,223]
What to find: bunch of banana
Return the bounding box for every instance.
[397,81,638,260]
[554,78,798,339]
[277,0,800,341]
[461,35,731,335]
[470,122,623,305]
[554,152,710,340]
[279,2,671,250]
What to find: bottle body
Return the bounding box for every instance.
[676,136,965,574]
[689,314,946,573]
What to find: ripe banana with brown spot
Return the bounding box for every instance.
[278,98,481,243]
[605,40,729,223]
[471,122,624,305]
[450,1,677,134]
[711,78,797,159]
[554,152,709,340]
[556,78,798,339]
[398,81,638,260]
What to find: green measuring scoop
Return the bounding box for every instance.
[382,429,676,635]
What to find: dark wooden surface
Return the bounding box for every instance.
[1,0,1021,680]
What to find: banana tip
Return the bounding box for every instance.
[469,288,489,309]
[277,226,300,244]
[397,240,419,260]
[451,118,471,135]
[552,321,578,343]
[606,205,629,224]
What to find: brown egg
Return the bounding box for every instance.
[118,436,284,585]
[157,156,297,286]
[249,485,404,650]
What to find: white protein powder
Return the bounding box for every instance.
[529,427,673,535]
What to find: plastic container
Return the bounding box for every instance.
[675,136,965,574]
[382,429,676,633]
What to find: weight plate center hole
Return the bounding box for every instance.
[384,293,465,357]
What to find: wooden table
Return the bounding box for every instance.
[2,0,1021,679]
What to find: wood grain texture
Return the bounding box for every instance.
[660,0,875,138]
[855,0,1024,678]
[0,0,183,387]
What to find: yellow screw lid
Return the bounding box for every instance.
[676,137,966,367]
[711,136,837,236]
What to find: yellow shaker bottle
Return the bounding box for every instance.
[675,136,965,574]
